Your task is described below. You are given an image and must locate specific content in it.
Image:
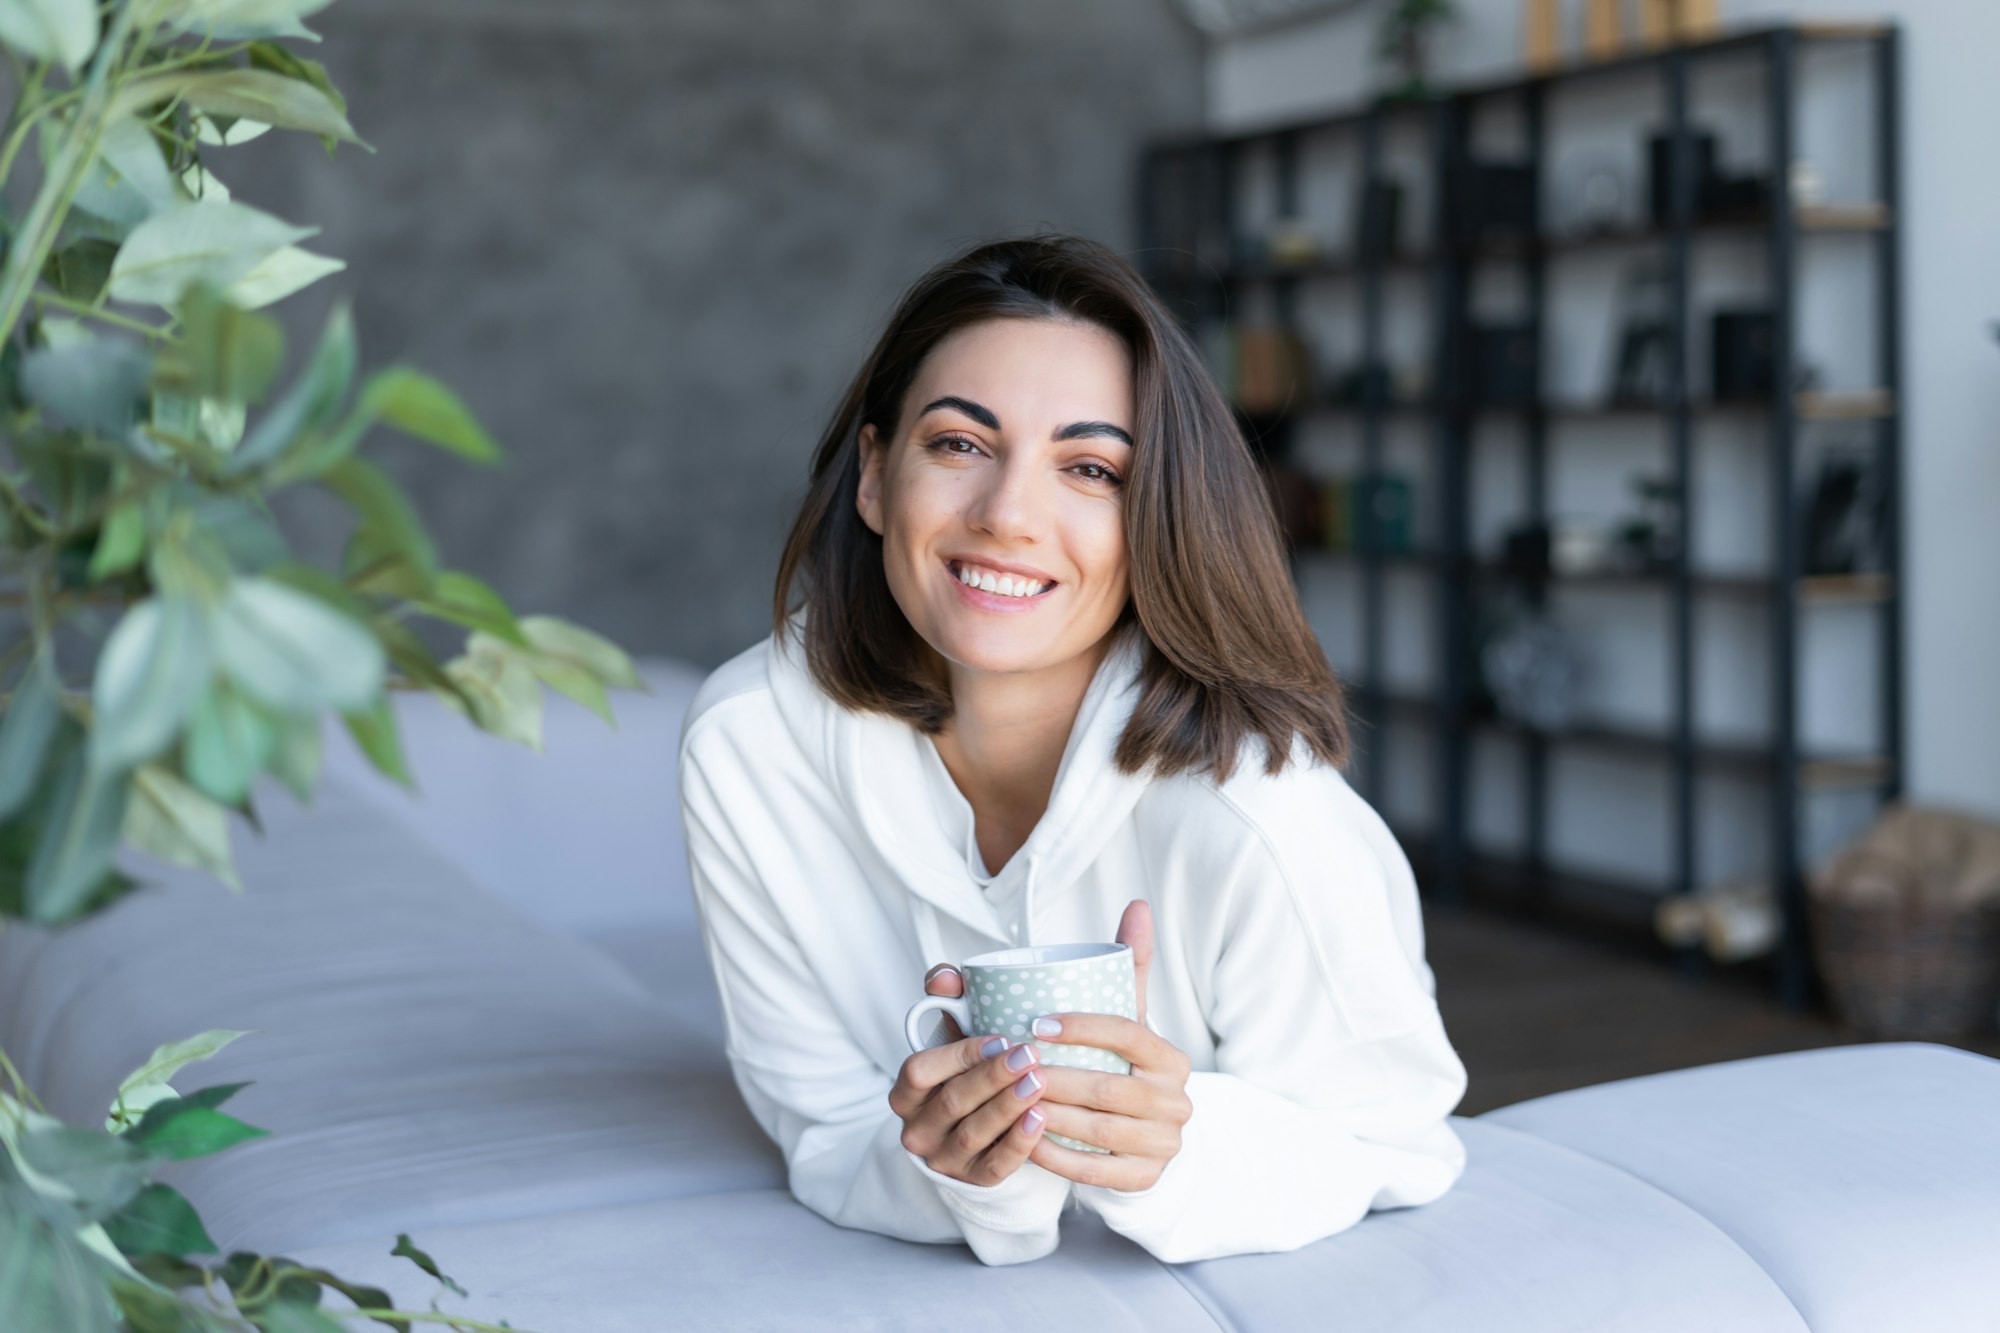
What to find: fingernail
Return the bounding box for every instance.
[979,1036,1007,1059]
[1032,1017,1062,1038]
[1023,1107,1046,1133]
[1005,1043,1037,1072]
[1014,1070,1043,1099]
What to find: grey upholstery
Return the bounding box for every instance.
[3,662,1994,1331]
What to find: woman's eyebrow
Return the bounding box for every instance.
[917,395,1133,447]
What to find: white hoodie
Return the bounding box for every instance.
[675,613,1469,1266]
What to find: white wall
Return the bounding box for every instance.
[1204,1,2000,883]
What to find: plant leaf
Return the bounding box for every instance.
[0,647,62,821]
[20,339,154,439]
[26,730,135,923]
[183,682,278,806]
[16,1125,154,1218]
[226,245,345,309]
[442,642,542,751]
[267,713,322,804]
[390,1233,468,1299]
[471,633,608,726]
[90,596,215,773]
[214,575,385,713]
[340,695,413,792]
[123,762,241,892]
[155,0,334,43]
[225,301,355,475]
[357,367,502,464]
[124,1084,264,1161]
[98,1183,219,1259]
[321,455,438,581]
[71,116,181,229]
[0,0,99,75]
[108,200,317,308]
[108,1030,255,1133]
[520,615,643,690]
[120,69,366,149]
[176,283,285,403]
[0,1185,125,1331]
[88,498,147,582]
[413,571,526,646]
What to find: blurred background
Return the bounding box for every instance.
[213,0,1998,1101]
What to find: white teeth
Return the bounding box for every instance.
[954,563,1048,598]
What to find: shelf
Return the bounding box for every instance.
[1234,390,1894,423]
[1298,551,1894,605]
[1365,689,1891,789]
[1217,206,1892,279]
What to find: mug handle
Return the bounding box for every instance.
[904,993,972,1053]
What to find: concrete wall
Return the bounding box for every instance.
[224,0,1205,667]
[1205,2,1999,876]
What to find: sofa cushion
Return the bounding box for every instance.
[288,1189,1222,1332]
[1170,1117,1806,1332]
[1483,1043,2000,1333]
[0,771,780,1254]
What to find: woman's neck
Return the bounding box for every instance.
[928,634,1115,870]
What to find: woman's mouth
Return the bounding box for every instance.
[945,559,1058,611]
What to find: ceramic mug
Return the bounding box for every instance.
[904,942,1136,1153]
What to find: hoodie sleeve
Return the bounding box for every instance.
[679,724,1073,1265]
[1072,803,1468,1264]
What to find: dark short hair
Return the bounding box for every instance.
[773,231,1349,784]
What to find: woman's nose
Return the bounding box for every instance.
[965,458,1047,542]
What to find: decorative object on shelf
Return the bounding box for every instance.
[1550,517,1616,574]
[1613,475,1684,569]
[1377,0,1460,101]
[1584,0,1623,60]
[1711,307,1777,399]
[1702,169,1772,218]
[1324,473,1416,553]
[1802,444,1887,575]
[1454,158,1537,242]
[1656,876,1782,963]
[1644,0,1721,43]
[1266,215,1323,266]
[1480,593,1589,729]
[1560,156,1634,236]
[1790,158,1826,207]
[1609,258,1672,404]
[1524,0,1561,72]
[1229,325,1315,416]
[1356,176,1406,256]
[1265,460,1324,551]
[1647,127,1719,223]
[1468,323,1539,406]
[1809,803,2000,1040]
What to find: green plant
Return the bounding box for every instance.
[0,1,643,1327]
[1376,0,1458,101]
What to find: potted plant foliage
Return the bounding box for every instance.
[0,1,640,1327]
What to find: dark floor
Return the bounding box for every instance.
[1426,898,2000,1116]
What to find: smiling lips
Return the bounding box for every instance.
[947,559,1056,602]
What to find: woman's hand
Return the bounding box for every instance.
[1028,900,1193,1192]
[888,965,1049,1187]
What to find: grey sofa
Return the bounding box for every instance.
[3,663,1996,1332]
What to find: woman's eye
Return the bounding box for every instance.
[1074,463,1122,485]
[932,435,982,455]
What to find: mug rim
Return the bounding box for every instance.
[961,941,1130,970]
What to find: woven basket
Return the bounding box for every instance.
[1809,894,2000,1040]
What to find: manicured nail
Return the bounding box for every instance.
[1005,1043,1038,1072]
[979,1036,1007,1059]
[1032,1017,1063,1038]
[1014,1070,1043,1099]
[1023,1107,1046,1134]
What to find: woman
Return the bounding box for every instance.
[676,233,1467,1267]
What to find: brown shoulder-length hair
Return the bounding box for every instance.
[773,231,1350,786]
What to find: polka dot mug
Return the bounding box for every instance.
[903,942,1136,1154]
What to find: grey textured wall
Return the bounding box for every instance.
[227,0,1205,667]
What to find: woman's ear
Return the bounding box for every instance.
[856,423,885,536]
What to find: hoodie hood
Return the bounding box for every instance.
[766,609,1154,965]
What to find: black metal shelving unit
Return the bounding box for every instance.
[1135,22,1902,1013]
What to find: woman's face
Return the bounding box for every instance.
[857,316,1134,683]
